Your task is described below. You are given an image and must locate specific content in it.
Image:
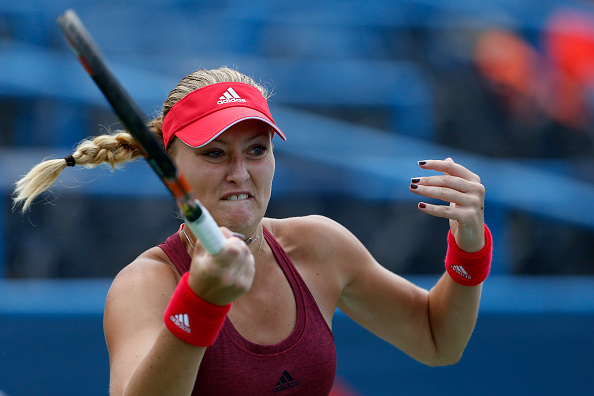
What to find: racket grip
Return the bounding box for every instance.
[186,201,226,255]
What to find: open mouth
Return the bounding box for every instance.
[224,193,250,201]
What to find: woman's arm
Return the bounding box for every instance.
[104,229,255,396]
[334,224,484,366]
[104,253,207,396]
[334,158,488,366]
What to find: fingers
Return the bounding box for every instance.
[188,227,256,305]
[410,175,484,209]
[418,158,480,183]
[411,158,486,252]
[410,158,485,222]
[415,200,479,223]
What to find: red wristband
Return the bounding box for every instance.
[445,225,493,287]
[164,272,231,347]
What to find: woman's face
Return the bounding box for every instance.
[171,119,275,235]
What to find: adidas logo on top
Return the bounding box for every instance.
[273,370,299,393]
[170,313,191,333]
[217,87,247,105]
[451,265,471,280]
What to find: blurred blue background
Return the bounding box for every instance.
[1,0,594,395]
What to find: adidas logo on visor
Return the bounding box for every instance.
[217,87,247,105]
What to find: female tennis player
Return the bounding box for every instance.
[14,67,491,396]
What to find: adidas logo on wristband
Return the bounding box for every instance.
[451,265,471,280]
[164,272,231,346]
[170,313,191,333]
[445,225,492,287]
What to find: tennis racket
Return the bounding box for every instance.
[57,9,226,255]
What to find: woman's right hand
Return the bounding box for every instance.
[187,227,255,306]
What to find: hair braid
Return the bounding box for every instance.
[13,131,144,213]
[13,66,267,213]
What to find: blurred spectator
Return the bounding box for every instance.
[544,7,594,130]
[466,20,594,158]
[473,29,543,127]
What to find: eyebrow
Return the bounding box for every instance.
[212,130,272,147]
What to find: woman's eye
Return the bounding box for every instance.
[251,145,267,156]
[204,150,224,159]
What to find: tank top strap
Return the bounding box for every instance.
[218,227,308,354]
[158,226,191,275]
[262,226,332,336]
[262,227,304,297]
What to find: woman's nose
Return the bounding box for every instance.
[226,156,249,185]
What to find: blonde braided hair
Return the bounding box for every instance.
[13,67,269,213]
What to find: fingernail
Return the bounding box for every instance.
[418,161,427,166]
[419,202,426,209]
[411,178,420,183]
[232,232,245,239]
[410,183,418,189]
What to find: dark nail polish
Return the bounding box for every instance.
[418,161,427,166]
[411,178,420,183]
[419,202,426,208]
[410,183,418,189]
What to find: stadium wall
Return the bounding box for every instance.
[1,276,593,395]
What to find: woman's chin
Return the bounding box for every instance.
[217,213,258,233]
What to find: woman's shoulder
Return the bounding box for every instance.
[264,215,362,260]
[103,248,181,356]
[265,214,345,240]
[108,246,180,298]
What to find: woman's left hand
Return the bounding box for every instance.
[410,158,485,253]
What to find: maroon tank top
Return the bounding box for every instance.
[159,227,337,395]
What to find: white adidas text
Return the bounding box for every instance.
[217,98,246,104]
[218,87,247,105]
[170,314,191,333]
[451,265,471,279]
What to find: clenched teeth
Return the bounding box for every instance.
[226,194,249,201]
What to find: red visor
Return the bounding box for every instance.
[162,82,286,150]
